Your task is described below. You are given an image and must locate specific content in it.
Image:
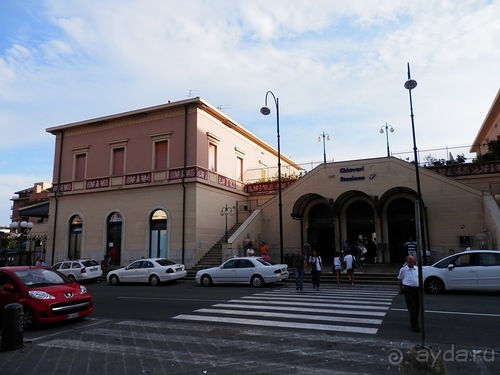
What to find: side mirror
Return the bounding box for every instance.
[2,283,16,292]
[447,264,455,270]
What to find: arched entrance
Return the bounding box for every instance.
[150,209,167,258]
[68,215,83,260]
[307,203,335,264]
[106,212,122,265]
[346,201,376,260]
[387,198,416,264]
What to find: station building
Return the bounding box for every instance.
[41,92,500,268]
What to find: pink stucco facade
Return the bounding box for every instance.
[45,97,303,267]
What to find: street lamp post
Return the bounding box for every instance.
[379,123,394,158]
[318,131,331,164]
[220,204,234,242]
[260,91,284,264]
[404,62,426,347]
[9,220,34,265]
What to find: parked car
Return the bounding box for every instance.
[0,266,93,328]
[195,256,289,287]
[107,258,187,286]
[52,259,103,282]
[422,250,500,293]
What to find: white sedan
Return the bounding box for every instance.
[422,250,500,293]
[107,258,187,286]
[195,256,289,287]
[52,259,103,282]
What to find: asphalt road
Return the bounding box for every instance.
[84,279,500,348]
[1,279,499,374]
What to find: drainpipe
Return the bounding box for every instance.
[50,130,64,265]
[181,105,188,264]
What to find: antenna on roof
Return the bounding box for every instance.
[216,105,231,112]
[187,90,200,97]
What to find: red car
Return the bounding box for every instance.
[0,266,93,328]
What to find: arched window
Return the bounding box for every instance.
[106,212,123,265]
[150,210,167,258]
[68,215,83,259]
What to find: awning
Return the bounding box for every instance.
[18,201,50,218]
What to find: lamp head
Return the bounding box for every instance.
[404,79,417,90]
[260,106,271,116]
[390,127,395,133]
[379,128,384,134]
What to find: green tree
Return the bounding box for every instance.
[475,139,500,162]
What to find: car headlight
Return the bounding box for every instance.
[29,290,55,299]
[79,285,88,294]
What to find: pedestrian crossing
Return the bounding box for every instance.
[172,285,398,335]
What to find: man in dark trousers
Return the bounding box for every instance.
[397,255,420,332]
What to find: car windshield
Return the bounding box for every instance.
[156,259,176,266]
[81,260,100,267]
[15,269,69,287]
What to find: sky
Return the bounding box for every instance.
[1,0,499,226]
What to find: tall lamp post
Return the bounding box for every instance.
[318,131,331,164]
[379,123,394,158]
[220,204,234,242]
[404,62,426,347]
[260,91,284,264]
[9,220,34,265]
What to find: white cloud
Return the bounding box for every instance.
[0,0,499,224]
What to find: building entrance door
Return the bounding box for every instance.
[307,203,334,264]
[346,201,375,262]
[387,198,416,264]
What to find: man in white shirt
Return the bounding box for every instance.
[397,255,420,332]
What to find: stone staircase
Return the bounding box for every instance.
[187,222,242,276]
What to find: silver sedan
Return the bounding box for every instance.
[195,256,289,287]
[107,258,187,286]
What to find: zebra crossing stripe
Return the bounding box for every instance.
[194,308,383,325]
[240,295,393,306]
[172,314,379,335]
[225,299,389,310]
[211,303,387,316]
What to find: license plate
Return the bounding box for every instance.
[90,267,98,272]
[66,312,80,319]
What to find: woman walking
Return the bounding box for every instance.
[333,251,343,285]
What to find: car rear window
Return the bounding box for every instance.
[256,258,272,266]
[81,260,100,267]
[156,259,176,266]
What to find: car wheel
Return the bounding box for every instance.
[22,306,34,329]
[424,277,445,294]
[251,275,264,288]
[200,274,213,287]
[68,274,76,282]
[149,275,161,286]
[109,274,119,286]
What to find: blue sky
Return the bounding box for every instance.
[1,0,499,225]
